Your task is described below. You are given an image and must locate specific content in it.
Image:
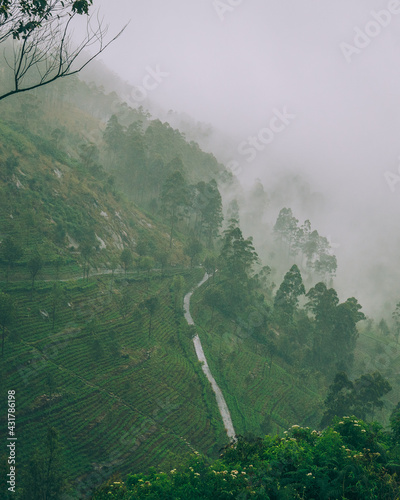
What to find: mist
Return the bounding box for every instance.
[78,0,400,317]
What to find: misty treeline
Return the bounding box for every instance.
[273,207,337,283]
[1,69,398,378]
[1,62,399,373]
[103,113,225,217]
[201,223,364,376]
[100,100,367,395]
[1,54,400,500]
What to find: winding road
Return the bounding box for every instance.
[183,273,236,441]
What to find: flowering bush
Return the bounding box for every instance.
[92,418,400,499]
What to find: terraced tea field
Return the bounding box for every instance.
[0,269,227,497]
[190,279,325,437]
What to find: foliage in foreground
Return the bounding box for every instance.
[92,416,400,499]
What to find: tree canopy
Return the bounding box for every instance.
[274,264,305,324]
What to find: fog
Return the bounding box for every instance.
[78,0,400,317]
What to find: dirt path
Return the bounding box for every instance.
[184,273,236,441]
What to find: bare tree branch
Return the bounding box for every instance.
[0,1,127,101]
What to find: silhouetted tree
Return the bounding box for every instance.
[28,254,43,290]
[321,371,391,427]
[161,170,191,247]
[0,1,125,101]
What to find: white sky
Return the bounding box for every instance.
[87,0,400,191]
[76,0,400,314]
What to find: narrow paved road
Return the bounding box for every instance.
[183,273,236,441]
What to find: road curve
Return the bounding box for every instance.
[183,273,236,441]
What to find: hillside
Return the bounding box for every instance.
[0,76,398,499]
[0,82,232,497]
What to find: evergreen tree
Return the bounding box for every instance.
[219,220,258,282]
[161,171,191,248]
[193,179,223,246]
[103,114,125,155]
[306,282,339,368]
[273,207,299,258]
[217,220,259,314]
[333,297,365,372]
[274,265,305,324]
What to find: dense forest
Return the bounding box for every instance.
[0,1,400,499]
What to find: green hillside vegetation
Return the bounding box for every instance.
[93,415,400,499]
[0,267,233,498]
[0,114,187,279]
[0,82,230,498]
[0,75,399,499]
